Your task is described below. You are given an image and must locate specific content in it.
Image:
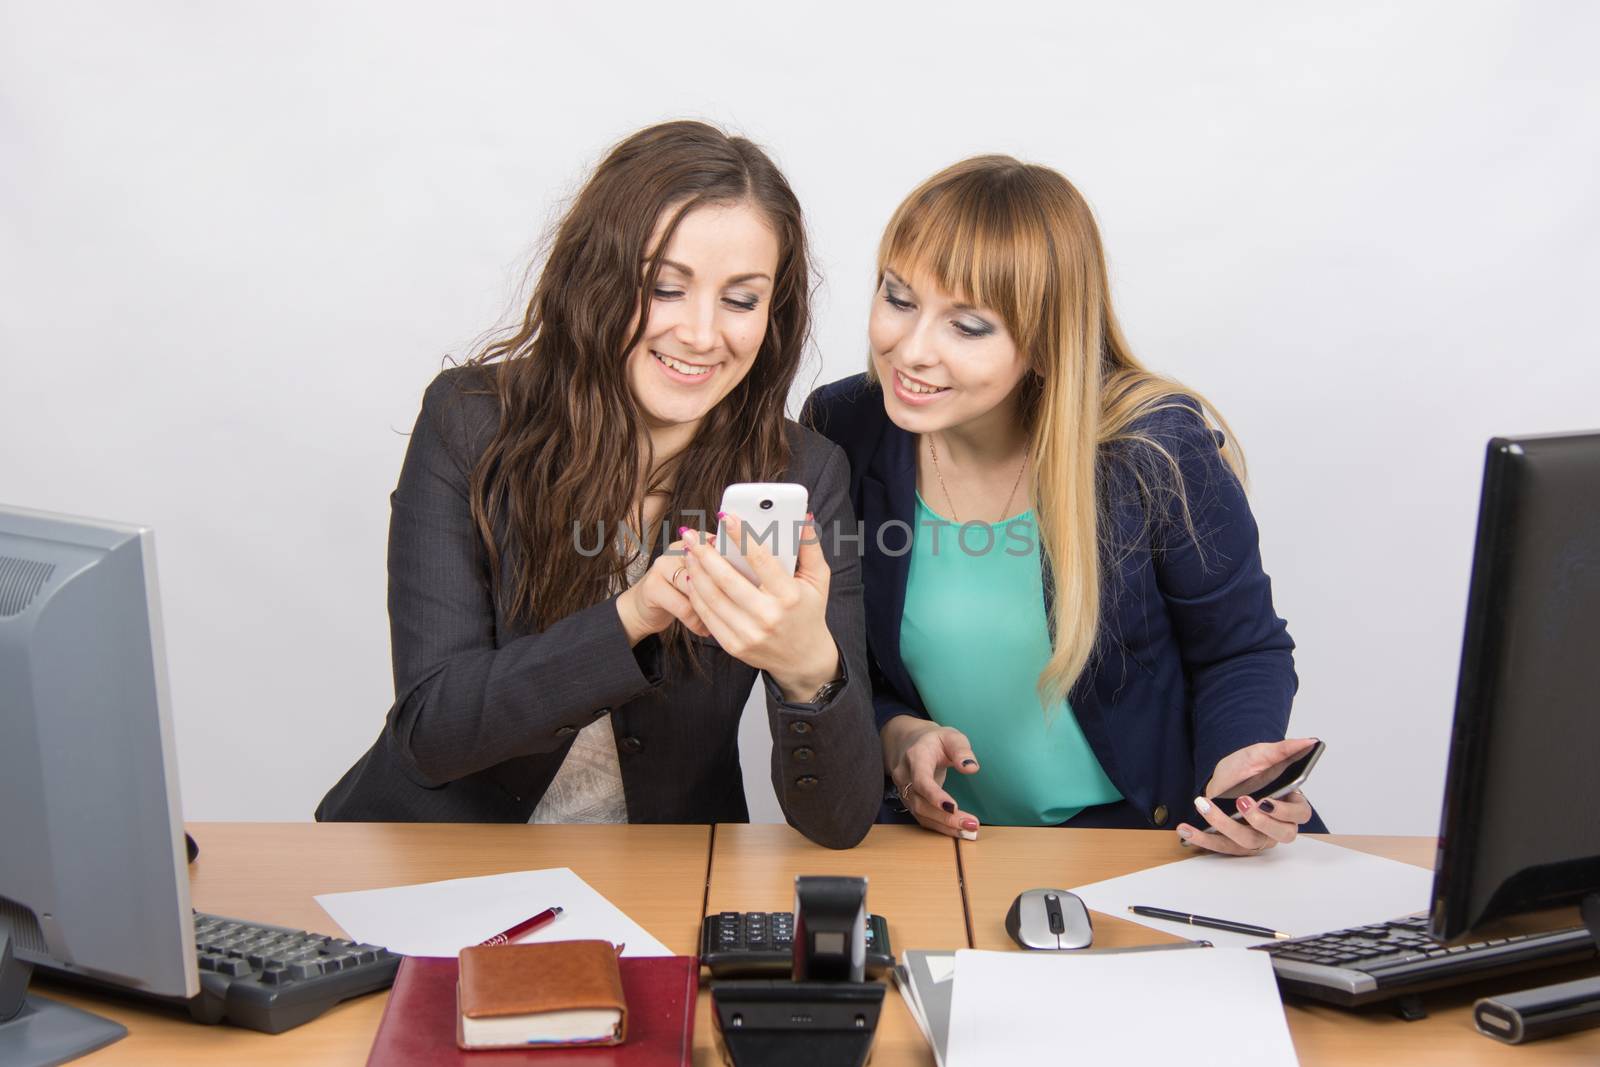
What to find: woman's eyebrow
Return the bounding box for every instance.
[885,269,981,313]
[646,258,769,285]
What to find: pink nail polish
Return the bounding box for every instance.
[678,526,689,537]
[1238,796,1253,812]
[716,511,727,520]
[961,818,978,832]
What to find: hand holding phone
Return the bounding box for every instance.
[1212,738,1325,824]
[675,482,837,701]
[715,483,808,587]
[1181,738,1324,855]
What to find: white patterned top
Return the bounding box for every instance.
[527,548,651,825]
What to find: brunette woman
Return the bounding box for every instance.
[319,122,879,848]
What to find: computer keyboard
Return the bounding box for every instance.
[1256,913,1597,1012]
[45,912,402,1033]
[177,912,401,1032]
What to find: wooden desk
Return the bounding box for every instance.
[701,824,967,1067]
[959,829,1600,1065]
[38,823,1598,1065]
[48,823,711,1066]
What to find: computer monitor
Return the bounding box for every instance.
[0,506,196,1066]
[1430,431,1600,946]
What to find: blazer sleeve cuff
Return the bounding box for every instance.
[760,653,850,711]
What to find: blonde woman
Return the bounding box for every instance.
[803,157,1323,852]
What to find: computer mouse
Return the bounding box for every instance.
[1005,888,1093,950]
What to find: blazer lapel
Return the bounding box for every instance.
[860,421,920,705]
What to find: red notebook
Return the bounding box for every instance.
[366,955,698,1067]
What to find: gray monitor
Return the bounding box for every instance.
[0,505,196,1065]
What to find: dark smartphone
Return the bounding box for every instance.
[1211,739,1325,825]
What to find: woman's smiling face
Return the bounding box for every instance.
[624,200,779,435]
[868,266,1030,434]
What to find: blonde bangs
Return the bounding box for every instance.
[875,161,1053,359]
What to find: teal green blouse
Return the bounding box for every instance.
[899,494,1122,825]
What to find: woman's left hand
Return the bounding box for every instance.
[1175,738,1318,856]
[675,512,839,701]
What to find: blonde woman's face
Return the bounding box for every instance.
[868,267,1030,434]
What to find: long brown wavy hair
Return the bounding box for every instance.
[467,121,811,632]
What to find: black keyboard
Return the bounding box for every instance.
[182,912,401,1031]
[700,911,895,978]
[1256,913,1597,1010]
[50,912,401,1033]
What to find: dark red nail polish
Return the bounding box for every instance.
[941,801,955,814]
[961,759,977,768]
[1258,798,1276,814]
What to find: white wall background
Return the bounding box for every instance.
[3,2,1596,834]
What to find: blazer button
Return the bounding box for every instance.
[789,721,812,735]
[1152,804,1169,826]
[795,776,818,789]
[793,747,814,762]
[620,736,643,754]
[555,725,578,737]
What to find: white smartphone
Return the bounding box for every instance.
[715,483,810,587]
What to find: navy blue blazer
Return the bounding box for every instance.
[802,374,1326,833]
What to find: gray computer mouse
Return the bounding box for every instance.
[1005,888,1093,950]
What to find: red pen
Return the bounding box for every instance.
[478,906,564,947]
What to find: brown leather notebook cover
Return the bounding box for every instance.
[366,954,697,1067]
[458,940,627,1049]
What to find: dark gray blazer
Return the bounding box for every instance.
[316,368,882,849]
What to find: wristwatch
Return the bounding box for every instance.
[805,675,846,708]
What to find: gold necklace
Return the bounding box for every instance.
[927,434,1029,524]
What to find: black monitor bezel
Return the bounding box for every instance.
[1430,433,1600,940]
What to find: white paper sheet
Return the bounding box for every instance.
[313,867,672,957]
[1071,837,1435,948]
[946,948,1299,1066]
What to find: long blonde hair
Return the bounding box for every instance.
[872,156,1244,707]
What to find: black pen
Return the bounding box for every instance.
[1128,906,1291,940]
